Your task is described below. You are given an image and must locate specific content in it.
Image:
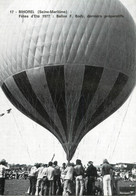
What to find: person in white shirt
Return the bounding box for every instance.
[27,164,38,195]
[35,164,44,196]
[62,162,74,196]
[0,159,9,195]
[41,164,48,196]
[46,162,55,196]
[60,163,66,186]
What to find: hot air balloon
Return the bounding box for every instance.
[0,0,136,161]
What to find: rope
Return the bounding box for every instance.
[109,94,133,160]
[9,108,33,163]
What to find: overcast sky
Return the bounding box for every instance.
[0,0,136,166]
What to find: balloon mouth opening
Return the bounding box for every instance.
[62,142,78,161]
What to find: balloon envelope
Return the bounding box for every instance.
[0,0,136,160]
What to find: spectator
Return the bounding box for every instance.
[46,162,55,196]
[27,163,38,195]
[53,161,61,195]
[0,159,9,195]
[35,164,44,196]
[74,159,84,196]
[63,162,74,196]
[86,161,97,195]
[60,163,66,184]
[101,159,113,196]
[41,164,48,196]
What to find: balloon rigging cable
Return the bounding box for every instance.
[11,109,33,163]
[109,93,133,161]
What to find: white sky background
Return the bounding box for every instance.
[0,0,136,166]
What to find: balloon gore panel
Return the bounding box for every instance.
[2,65,131,160]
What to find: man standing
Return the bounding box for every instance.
[0,159,9,195]
[46,162,55,196]
[74,159,84,196]
[86,161,97,195]
[40,164,48,196]
[63,162,74,196]
[28,163,38,195]
[53,161,61,195]
[35,164,44,196]
[101,159,113,196]
[60,163,66,184]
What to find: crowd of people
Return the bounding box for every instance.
[4,169,28,180]
[0,158,135,195]
[26,159,115,196]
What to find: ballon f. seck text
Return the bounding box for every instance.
[0,0,136,161]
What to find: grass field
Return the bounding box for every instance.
[5,179,29,195]
[4,179,136,195]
